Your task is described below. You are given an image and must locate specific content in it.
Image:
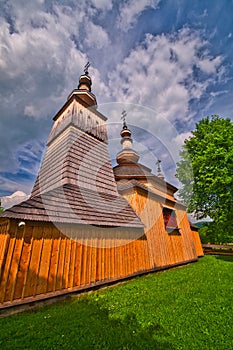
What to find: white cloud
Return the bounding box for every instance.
[1,191,29,209]
[0,1,110,178]
[0,1,230,196]
[108,28,223,125]
[24,105,40,118]
[173,132,192,148]
[198,56,223,74]
[117,0,160,31]
[84,22,110,49]
[99,102,184,186]
[90,0,113,11]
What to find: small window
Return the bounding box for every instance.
[162,207,180,234]
[87,115,91,128]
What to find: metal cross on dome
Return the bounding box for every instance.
[156,159,162,171]
[156,159,164,179]
[121,110,127,128]
[84,61,90,75]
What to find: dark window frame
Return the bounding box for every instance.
[162,206,180,235]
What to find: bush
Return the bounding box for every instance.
[199,222,233,244]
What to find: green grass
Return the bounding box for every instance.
[0,255,232,349]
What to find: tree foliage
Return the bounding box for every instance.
[176,115,233,243]
[0,206,4,213]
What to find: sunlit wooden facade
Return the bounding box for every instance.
[0,69,203,309]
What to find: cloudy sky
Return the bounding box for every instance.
[0,0,233,205]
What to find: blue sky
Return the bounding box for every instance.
[0,0,233,205]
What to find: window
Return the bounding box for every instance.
[162,207,180,234]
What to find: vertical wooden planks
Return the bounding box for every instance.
[12,225,33,299]
[47,227,60,293]
[80,238,87,286]
[85,236,92,285]
[67,235,77,288]
[123,188,201,269]
[55,235,66,291]
[1,221,18,302]
[191,230,204,257]
[105,230,110,281]
[21,225,35,299]
[0,220,10,279]
[96,231,101,282]
[109,231,115,280]
[0,205,202,307]
[36,226,53,295]
[100,233,105,281]
[90,234,97,283]
[23,225,43,298]
[33,230,45,297]
[62,226,72,289]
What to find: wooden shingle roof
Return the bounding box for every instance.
[114,163,154,180]
[117,179,185,209]
[31,126,118,198]
[1,184,143,228]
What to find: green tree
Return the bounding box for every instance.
[0,207,4,213]
[176,115,233,243]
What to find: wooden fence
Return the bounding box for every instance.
[202,244,233,256]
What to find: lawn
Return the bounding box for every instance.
[0,255,232,349]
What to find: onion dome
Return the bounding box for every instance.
[156,160,165,180]
[67,62,97,107]
[116,111,140,164]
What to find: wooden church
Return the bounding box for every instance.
[0,66,203,309]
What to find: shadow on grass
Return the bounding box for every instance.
[97,310,174,350]
[214,255,233,263]
[1,299,175,350]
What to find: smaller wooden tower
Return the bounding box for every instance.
[113,117,204,268]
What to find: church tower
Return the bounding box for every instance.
[31,64,117,198]
[2,65,142,228]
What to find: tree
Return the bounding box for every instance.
[176,115,233,243]
[0,207,4,213]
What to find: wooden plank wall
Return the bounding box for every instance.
[123,189,198,268]
[0,192,202,306]
[0,220,151,305]
[0,219,10,281]
[191,229,204,257]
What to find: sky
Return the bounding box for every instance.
[0,0,233,207]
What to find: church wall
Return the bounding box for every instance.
[121,189,199,268]
[0,219,153,306]
[0,219,10,283]
[0,199,203,307]
[190,227,204,257]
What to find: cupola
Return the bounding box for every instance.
[116,111,140,164]
[67,62,97,107]
[156,159,165,180]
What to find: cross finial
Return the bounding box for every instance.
[156,159,162,172]
[84,61,90,75]
[156,159,164,179]
[121,110,127,129]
